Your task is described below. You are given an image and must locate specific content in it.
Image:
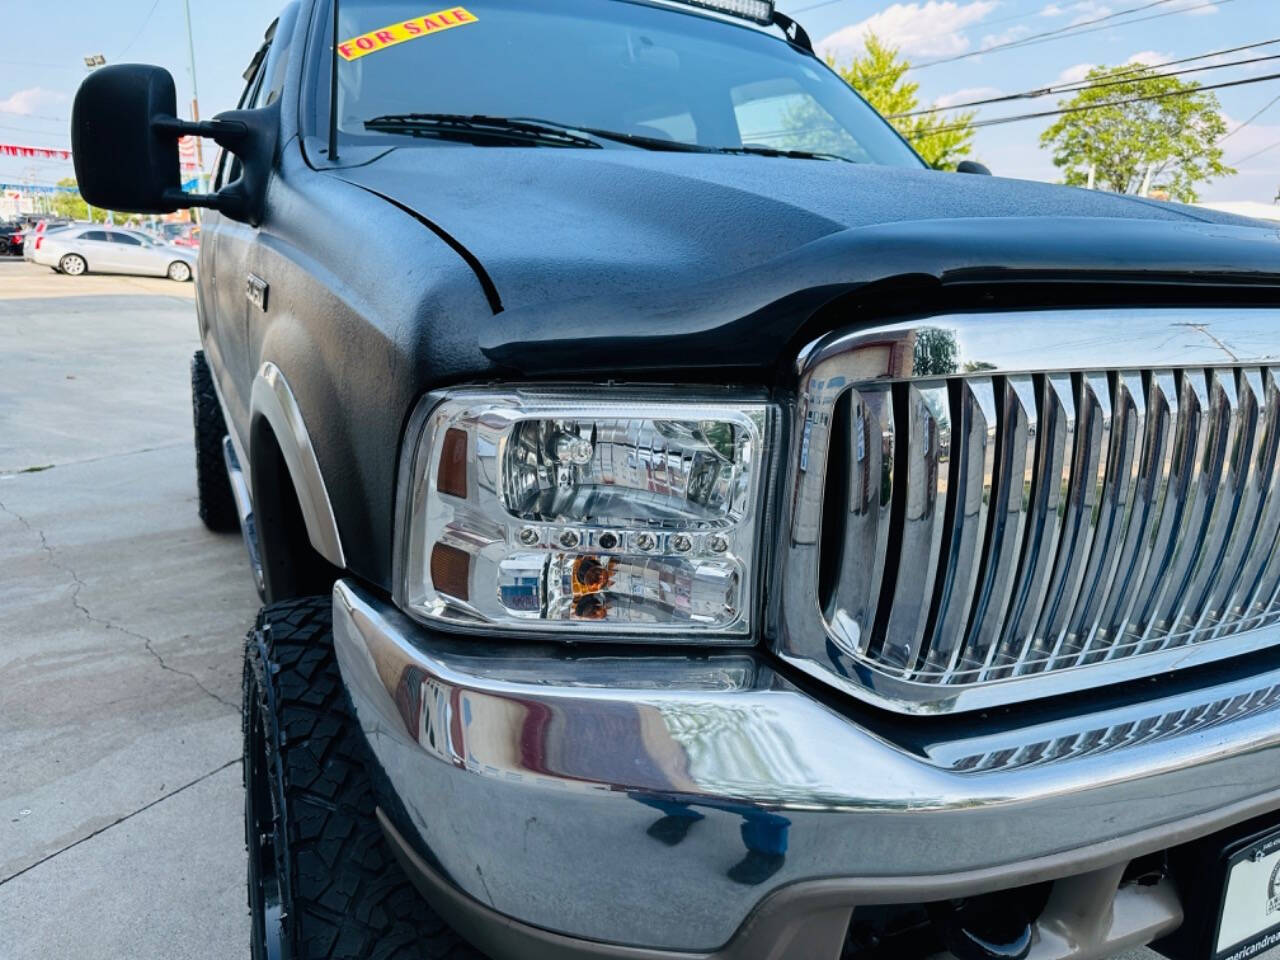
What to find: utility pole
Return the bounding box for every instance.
[83,55,106,222]
[182,0,207,197]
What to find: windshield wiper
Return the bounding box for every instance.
[362,114,604,149]
[715,145,857,163]
[364,114,857,162]
[511,120,718,154]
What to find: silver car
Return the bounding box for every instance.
[27,225,197,281]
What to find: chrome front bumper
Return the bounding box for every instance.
[332,579,1280,957]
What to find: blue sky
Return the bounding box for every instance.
[1,0,1276,201]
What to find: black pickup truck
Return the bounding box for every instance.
[72,2,1280,959]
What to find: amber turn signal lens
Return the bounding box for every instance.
[430,542,471,602]
[437,427,468,499]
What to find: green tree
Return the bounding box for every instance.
[1040,64,1234,202]
[835,34,976,170]
[49,178,108,223]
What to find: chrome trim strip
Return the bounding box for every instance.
[776,308,1280,714]
[250,362,346,569]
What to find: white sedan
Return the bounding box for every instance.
[26,226,197,282]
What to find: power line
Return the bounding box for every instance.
[916,70,1280,136]
[0,109,69,123]
[118,0,164,59]
[894,50,1280,118]
[1222,92,1280,141]
[1231,138,1280,164]
[902,0,1235,75]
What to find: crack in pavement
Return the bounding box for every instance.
[0,497,239,712]
[0,439,188,478]
[0,757,240,888]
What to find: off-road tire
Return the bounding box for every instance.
[243,597,483,960]
[191,350,239,532]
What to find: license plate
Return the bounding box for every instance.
[1213,827,1280,960]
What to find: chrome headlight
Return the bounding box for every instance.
[396,388,774,640]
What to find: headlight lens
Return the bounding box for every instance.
[398,389,773,640]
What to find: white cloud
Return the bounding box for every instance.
[1039,1,1114,21]
[1057,62,1095,83]
[1056,50,1170,83]
[0,87,67,117]
[1070,4,1112,25]
[934,85,1004,107]
[981,24,1030,47]
[819,1,999,60]
[1125,50,1170,66]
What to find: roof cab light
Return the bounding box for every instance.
[675,0,775,24]
[397,389,774,641]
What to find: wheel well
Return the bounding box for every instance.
[249,418,341,602]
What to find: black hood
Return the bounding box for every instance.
[337,147,1280,373]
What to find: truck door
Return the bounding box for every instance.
[200,42,270,447]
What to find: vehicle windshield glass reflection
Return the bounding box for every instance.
[325,0,923,167]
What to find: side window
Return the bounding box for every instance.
[80,230,107,242]
[111,233,142,246]
[254,21,289,109]
[214,45,269,191]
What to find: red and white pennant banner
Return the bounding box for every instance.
[0,143,73,161]
[177,135,200,172]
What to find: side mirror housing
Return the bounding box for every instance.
[72,63,278,225]
[955,160,992,176]
[71,64,183,214]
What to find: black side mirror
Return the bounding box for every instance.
[72,63,278,225]
[71,64,183,214]
[955,160,992,176]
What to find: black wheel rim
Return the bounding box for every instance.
[247,705,285,960]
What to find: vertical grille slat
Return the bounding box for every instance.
[791,310,1280,713]
[1031,373,1112,674]
[824,386,895,656]
[1124,371,1207,651]
[1143,371,1222,650]
[1181,369,1258,639]
[1050,372,1123,669]
[1104,370,1182,651]
[989,373,1076,680]
[1073,369,1147,665]
[967,375,1037,673]
[877,382,950,673]
[922,378,998,677]
[1216,369,1280,636]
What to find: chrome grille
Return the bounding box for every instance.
[777,309,1280,714]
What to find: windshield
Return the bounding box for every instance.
[317,0,922,167]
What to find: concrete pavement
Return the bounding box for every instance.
[0,260,254,958]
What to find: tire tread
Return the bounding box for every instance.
[245,597,482,960]
[191,349,239,532]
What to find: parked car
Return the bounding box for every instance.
[26,224,196,280]
[0,221,21,256]
[160,221,201,247]
[72,2,1280,960]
